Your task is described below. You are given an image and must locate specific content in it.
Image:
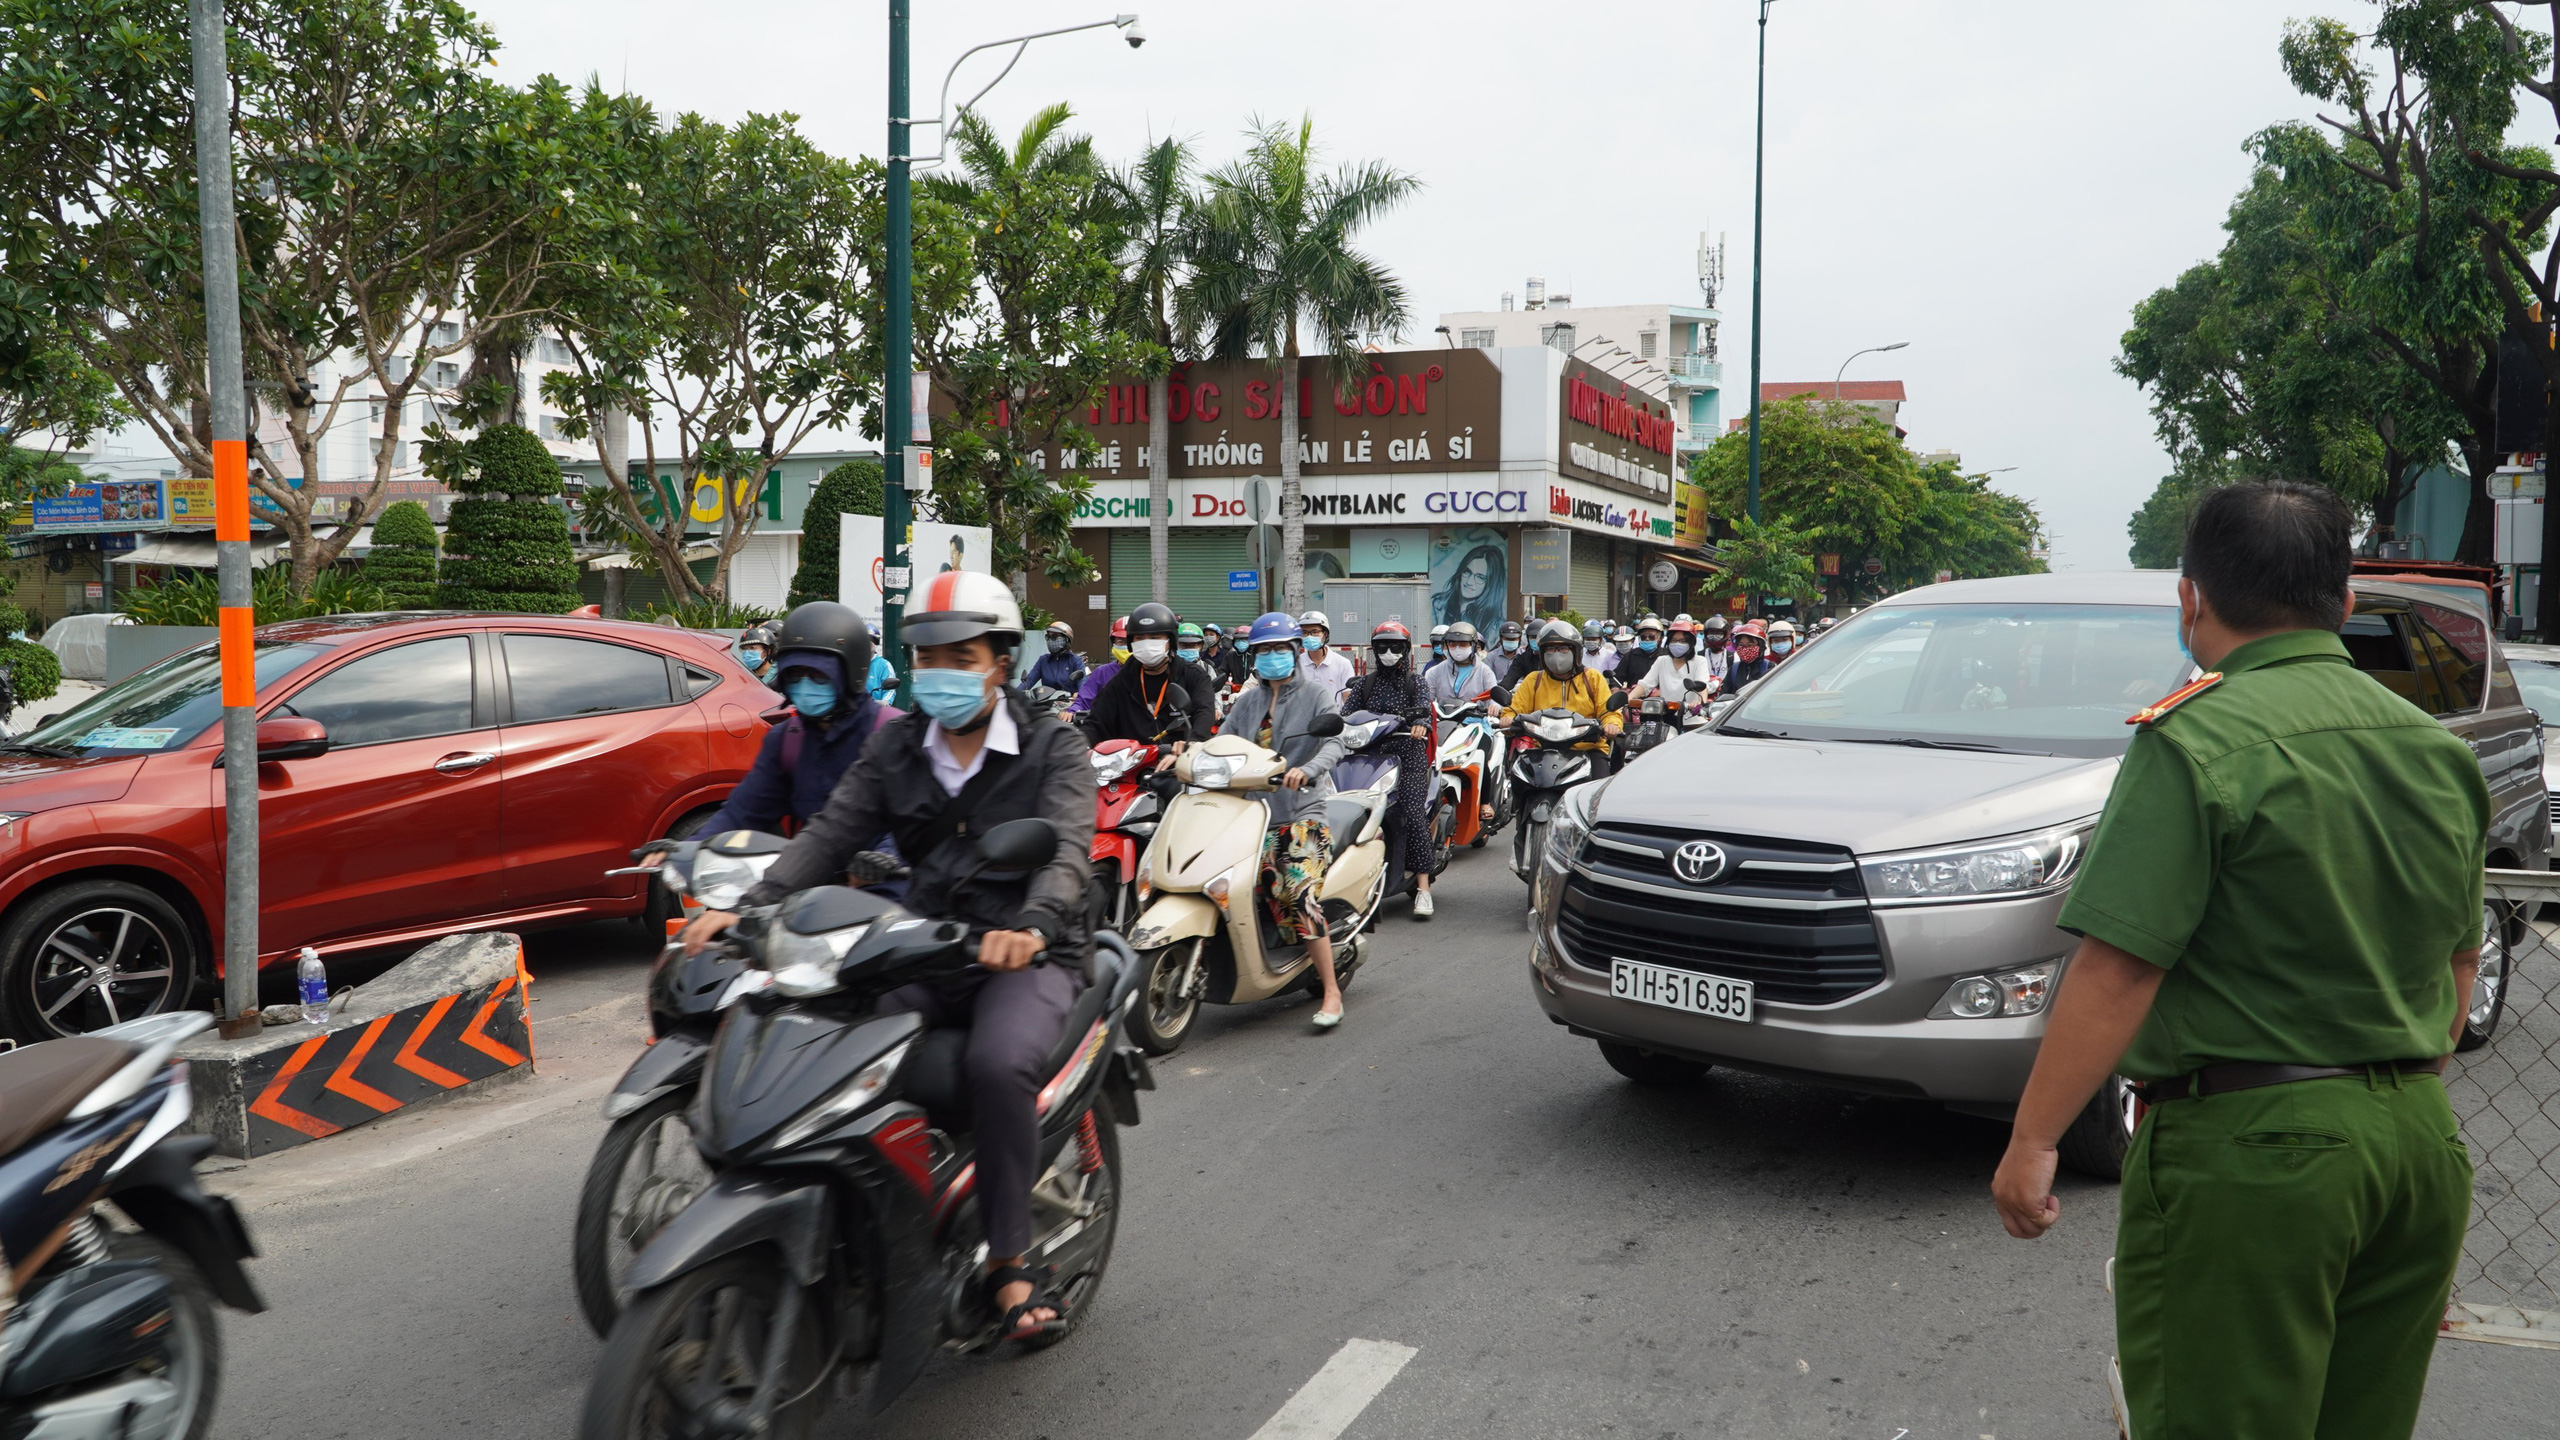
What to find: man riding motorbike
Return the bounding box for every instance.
[1220,612,1352,1026]
[1500,620,1622,770]
[667,603,898,848]
[1765,617,1801,663]
[1202,622,1250,686]
[1425,621,1502,828]
[1579,618,1616,676]
[1025,619,1090,694]
[733,619,779,686]
[1428,624,1449,668]
[1342,620,1439,920]
[1614,615,1663,687]
[678,571,1094,1346]
[1298,610,1357,696]
[1697,614,1734,689]
[1498,618,1541,689]
[1085,602,1217,754]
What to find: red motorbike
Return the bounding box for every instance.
[1090,738,1171,932]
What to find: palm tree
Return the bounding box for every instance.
[1186,116,1418,613]
[1107,136,1198,605]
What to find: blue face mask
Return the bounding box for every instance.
[785,676,836,718]
[1177,647,1200,664]
[1301,635,1324,653]
[1255,650,1298,681]
[909,667,992,729]
[1638,638,1659,652]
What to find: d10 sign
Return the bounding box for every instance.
[1024,350,1500,480]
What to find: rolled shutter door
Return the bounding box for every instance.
[1569,532,1610,619]
[1109,528,1255,630]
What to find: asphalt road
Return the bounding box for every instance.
[206,854,2556,1440]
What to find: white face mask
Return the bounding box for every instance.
[1131,638,1170,667]
[1448,644,1476,665]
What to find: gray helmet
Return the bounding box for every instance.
[1444,621,1480,645]
[1703,614,1729,634]
[1429,624,1449,641]
[1581,618,1607,640]
[1539,620,1581,652]
[1298,609,1330,639]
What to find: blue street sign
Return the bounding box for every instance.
[1228,570,1258,592]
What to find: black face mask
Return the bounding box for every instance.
[1046,636,1069,654]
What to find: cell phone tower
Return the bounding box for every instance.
[1697,229,1726,311]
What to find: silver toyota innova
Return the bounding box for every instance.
[1527,571,2547,1177]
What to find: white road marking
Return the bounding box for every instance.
[1248,1338,1418,1440]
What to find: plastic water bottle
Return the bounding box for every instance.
[297,948,329,1027]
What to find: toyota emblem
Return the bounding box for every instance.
[1670,840,1730,885]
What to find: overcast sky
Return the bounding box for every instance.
[490,0,2341,570]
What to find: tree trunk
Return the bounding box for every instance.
[2458,439,2498,565]
[1279,350,1305,614]
[1148,371,1170,605]
[2540,402,2560,641]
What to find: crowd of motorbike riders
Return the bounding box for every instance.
[0,573,1841,1440]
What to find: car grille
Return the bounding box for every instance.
[1554,823,1884,1006]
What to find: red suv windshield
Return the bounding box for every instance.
[22,642,334,753]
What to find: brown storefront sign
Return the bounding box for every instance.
[1558,356,1677,501]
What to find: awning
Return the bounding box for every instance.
[1653,550,1720,574]
[585,543,718,571]
[120,532,289,568]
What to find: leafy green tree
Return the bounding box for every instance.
[360,499,439,606]
[435,424,578,613]
[1187,115,1419,612]
[542,110,872,604]
[787,458,882,609]
[2126,460,2231,569]
[1106,136,1200,605]
[6,0,648,592]
[1706,518,1823,611]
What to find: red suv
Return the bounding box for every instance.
[0,613,774,1040]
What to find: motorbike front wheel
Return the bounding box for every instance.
[106,1231,221,1440]
[579,1252,831,1440]
[572,1092,711,1336]
[1132,942,1202,1056]
[1428,793,1457,876]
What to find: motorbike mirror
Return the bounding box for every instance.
[1489,685,1512,706]
[1307,712,1346,738]
[1605,690,1628,712]
[1164,682,1191,716]
[974,817,1061,872]
[1685,678,1710,693]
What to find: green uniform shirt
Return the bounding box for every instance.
[2056,628,2487,1080]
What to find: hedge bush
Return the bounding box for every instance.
[362,499,439,606]
[435,425,580,614]
[786,458,882,608]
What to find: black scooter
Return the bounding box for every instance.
[578,819,1153,1439]
[573,830,787,1334]
[1501,686,1618,898]
[0,1011,263,1438]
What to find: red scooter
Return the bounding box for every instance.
[1087,684,1195,933]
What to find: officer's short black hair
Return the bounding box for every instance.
[2181,480,2353,633]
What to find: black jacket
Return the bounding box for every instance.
[1204,643,1250,686]
[1499,647,1541,691]
[741,689,1094,955]
[1084,658,1217,746]
[1613,649,1655,688]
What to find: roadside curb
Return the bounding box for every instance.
[178,931,534,1157]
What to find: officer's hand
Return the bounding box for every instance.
[1992,1138,2062,1239]
[1281,767,1310,790]
[978,929,1044,972]
[680,909,739,956]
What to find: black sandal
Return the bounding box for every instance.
[985,1263,1070,1345]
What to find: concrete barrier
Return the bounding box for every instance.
[177,932,533,1158]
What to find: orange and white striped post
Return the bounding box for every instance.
[192,0,262,1038]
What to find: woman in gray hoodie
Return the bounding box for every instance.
[1220,611,1352,1028]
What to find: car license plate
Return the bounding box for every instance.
[1611,958,1753,1022]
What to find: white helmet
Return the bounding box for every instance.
[905,570,1024,650]
[1767,619,1798,640]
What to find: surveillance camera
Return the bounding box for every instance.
[1119,15,1147,47]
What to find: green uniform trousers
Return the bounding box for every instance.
[2116,1071,2472,1440]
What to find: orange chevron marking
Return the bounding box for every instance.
[515,944,536,1069]
[393,995,469,1088]
[322,1015,401,1113]
[249,1036,341,1139]
[458,973,527,1070]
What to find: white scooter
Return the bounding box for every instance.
[1121,714,1394,1055]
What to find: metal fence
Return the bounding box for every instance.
[2449,870,2560,1348]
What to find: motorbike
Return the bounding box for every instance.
[0,1011,263,1440]
[572,830,787,1336]
[1025,684,1078,721]
[1119,713,1390,1056]
[1617,678,1713,763]
[1327,711,1431,898]
[1087,687,1195,937]
[578,819,1152,1440]
[1431,698,1509,855]
[1502,689,1618,895]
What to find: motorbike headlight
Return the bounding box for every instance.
[1191,753,1235,789]
[691,851,762,910]
[1929,960,2063,1019]
[1861,819,2095,906]
[765,923,870,997]
[771,1038,914,1150]
[1091,749,1139,785]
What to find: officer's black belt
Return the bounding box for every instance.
[2136,1058,2446,1104]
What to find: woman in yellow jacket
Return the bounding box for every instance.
[1499,621,1623,751]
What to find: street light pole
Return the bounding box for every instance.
[1745,0,1773,526]
[1833,340,1909,399]
[883,0,914,704]
[189,0,260,1038]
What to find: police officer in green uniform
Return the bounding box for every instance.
[1991,481,2484,1440]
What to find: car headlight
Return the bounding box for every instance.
[1860,819,2094,906]
[1544,780,1604,872]
[770,1039,914,1149]
[765,923,870,997]
[1191,753,1234,789]
[1929,960,2062,1019]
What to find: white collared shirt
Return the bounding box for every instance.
[924,698,1020,796]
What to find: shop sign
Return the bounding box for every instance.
[1021,350,1501,482]
[1522,528,1569,590]
[1647,558,1681,592]
[27,479,167,532]
[1819,553,1841,576]
[1558,357,1677,501]
[1672,478,1710,549]
[1072,474,1533,527]
[1545,483,1675,539]
[168,477,215,527]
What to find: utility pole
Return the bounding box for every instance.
[881,0,916,702]
[1746,0,1772,526]
[190,0,260,1037]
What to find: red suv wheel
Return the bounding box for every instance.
[0,879,202,1041]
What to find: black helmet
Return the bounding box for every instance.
[772,600,875,681]
[1126,601,1179,640]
